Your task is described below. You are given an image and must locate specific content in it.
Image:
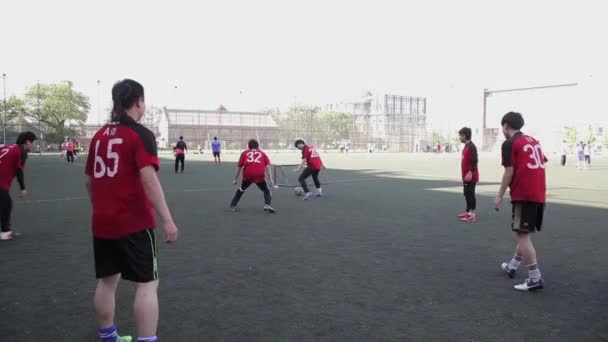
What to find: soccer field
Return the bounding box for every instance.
[1,152,607,341]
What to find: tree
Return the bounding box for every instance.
[23,83,90,138]
[585,126,596,144]
[563,126,578,144]
[431,131,447,145]
[0,96,27,128]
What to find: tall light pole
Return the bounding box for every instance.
[2,73,6,144]
[482,82,578,151]
[97,80,101,123]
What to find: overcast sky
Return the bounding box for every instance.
[2,0,606,132]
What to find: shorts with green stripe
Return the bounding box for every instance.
[94,228,159,283]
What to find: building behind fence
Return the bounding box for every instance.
[78,91,428,152]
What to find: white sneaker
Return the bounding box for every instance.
[263,205,276,213]
[303,192,312,200]
[514,278,544,291]
[0,231,18,240]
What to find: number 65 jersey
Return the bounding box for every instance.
[501,132,546,204]
[85,123,160,239]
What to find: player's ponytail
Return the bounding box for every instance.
[111,79,144,124]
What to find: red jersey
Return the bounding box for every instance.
[501,132,546,203]
[302,145,323,170]
[173,148,185,155]
[0,144,26,191]
[67,142,75,152]
[85,123,160,239]
[461,141,479,183]
[238,148,270,183]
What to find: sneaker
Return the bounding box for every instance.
[303,192,312,200]
[514,278,544,291]
[457,211,469,218]
[264,205,277,213]
[460,214,477,222]
[315,191,323,197]
[230,206,238,212]
[501,262,516,278]
[117,336,133,342]
[0,231,19,241]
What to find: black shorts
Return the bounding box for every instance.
[512,201,545,233]
[213,152,221,157]
[94,228,159,283]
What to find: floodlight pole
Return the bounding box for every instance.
[482,83,578,129]
[2,73,6,144]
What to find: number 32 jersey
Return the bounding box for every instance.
[238,148,270,183]
[501,132,546,203]
[85,123,160,239]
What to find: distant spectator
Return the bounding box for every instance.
[576,142,585,169]
[584,142,591,167]
[560,140,568,166]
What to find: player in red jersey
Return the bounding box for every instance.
[66,138,76,163]
[458,127,479,222]
[495,112,546,291]
[173,136,187,174]
[230,139,276,213]
[295,139,324,200]
[85,79,178,342]
[0,132,37,241]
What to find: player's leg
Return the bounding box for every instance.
[0,189,14,239]
[461,183,476,221]
[121,229,159,341]
[312,170,323,196]
[180,154,185,173]
[298,168,312,198]
[94,238,131,341]
[502,203,524,277]
[230,180,252,209]
[514,203,544,291]
[460,183,470,217]
[257,181,276,212]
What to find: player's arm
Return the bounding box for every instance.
[140,166,178,242]
[16,150,28,197]
[495,141,514,208]
[266,165,274,186]
[16,168,27,196]
[233,166,243,184]
[469,144,478,171]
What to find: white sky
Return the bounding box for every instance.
[1,0,607,132]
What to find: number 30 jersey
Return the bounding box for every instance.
[501,132,546,203]
[238,148,270,183]
[85,123,160,239]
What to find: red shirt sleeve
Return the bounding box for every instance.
[134,133,160,171]
[263,152,270,167]
[16,147,26,169]
[238,151,246,167]
[85,141,95,176]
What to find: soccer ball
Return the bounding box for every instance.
[294,187,305,196]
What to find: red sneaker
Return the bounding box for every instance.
[460,214,477,222]
[458,212,469,218]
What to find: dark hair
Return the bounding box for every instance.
[111,79,144,124]
[16,131,37,145]
[179,136,183,140]
[501,112,524,130]
[294,139,305,147]
[458,127,472,140]
[214,137,217,140]
[248,139,259,149]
